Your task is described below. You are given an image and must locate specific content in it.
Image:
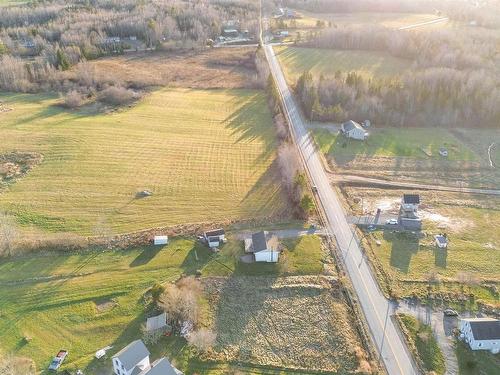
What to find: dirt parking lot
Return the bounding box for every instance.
[203,276,371,373]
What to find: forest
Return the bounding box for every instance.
[0,0,259,93]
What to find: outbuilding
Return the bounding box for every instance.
[434,234,448,249]
[153,236,169,245]
[459,318,500,354]
[204,228,225,248]
[341,120,368,140]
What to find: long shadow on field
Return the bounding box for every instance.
[223,93,276,163]
[130,245,163,267]
[384,230,420,274]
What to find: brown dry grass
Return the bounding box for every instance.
[86,48,258,89]
[202,276,366,373]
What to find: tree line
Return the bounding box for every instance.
[296,69,500,128]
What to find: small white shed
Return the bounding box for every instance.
[153,236,169,245]
[341,120,368,140]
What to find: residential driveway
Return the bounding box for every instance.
[234,227,326,240]
[396,300,460,375]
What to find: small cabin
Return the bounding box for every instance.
[153,236,169,245]
[204,228,225,248]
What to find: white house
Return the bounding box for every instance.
[113,340,182,375]
[244,231,280,263]
[153,236,169,245]
[459,318,500,354]
[112,340,150,375]
[204,228,225,248]
[341,120,368,140]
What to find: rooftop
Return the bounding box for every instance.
[462,318,500,340]
[205,228,225,237]
[146,312,167,332]
[342,120,363,132]
[403,194,420,204]
[139,358,179,375]
[113,340,150,371]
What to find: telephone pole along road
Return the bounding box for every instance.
[263,44,418,375]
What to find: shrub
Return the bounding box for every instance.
[187,328,216,352]
[62,90,84,109]
[98,86,137,106]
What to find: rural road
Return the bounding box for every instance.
[398,17,449,30]
[264,44,418,375]
[331,174,500,196]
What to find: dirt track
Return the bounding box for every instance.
[330,173,500,196]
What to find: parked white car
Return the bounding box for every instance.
[386,219,398,225]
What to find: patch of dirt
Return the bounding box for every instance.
[0,152,43,185]
[94,299,118,313]
[201,276,367,373]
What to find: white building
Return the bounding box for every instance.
[112,340,150,375]
[113,340,182,375]
[341,120,368,140]
[204,228,225,248]
[153,235,169,245]
[244,231,280,263]
[459,318,500,354]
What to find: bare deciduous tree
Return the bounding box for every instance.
[159,276,202,326]
[187,328,216,352]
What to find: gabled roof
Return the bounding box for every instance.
[464,318,500,341]
[146,312,167,332]
[435,235,448,245]
[113,340,150,371]
[251,231,268,252]
[205,228,225,237]
[342,120,363,132]
[403,194,420,204]
[139,358,179,375]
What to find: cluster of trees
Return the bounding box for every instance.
[0,0,259,92]
[296,69,500,128]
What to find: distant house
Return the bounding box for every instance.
[113,340,182,375]
[244,231,280,263]
[204,228,225,248]
[434,234,448,249]
[112,340,150,375]
[222,28,239,38]
[459,318,500,354]
[439,147,448,157]
[341,120,368,140]
[153,236,168,245]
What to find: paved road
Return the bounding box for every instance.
[331,174,500,196]
[264,44,418,375]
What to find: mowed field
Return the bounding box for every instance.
[0,89,285,235]
[0,234,353,374]
[275,46,411,82]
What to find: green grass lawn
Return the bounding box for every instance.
[0,89,285,235]
[455,340,500,375]
[313,127,476,161]
[0,235,326,373]
[275,46,411,81]
[398,314,445,375]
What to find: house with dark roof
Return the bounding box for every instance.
[341,120,368,140]
[113,340,182,375]
[204,228,225,248]
[459,318,500,354]
[399,194,422,230]
[244,231,280,262]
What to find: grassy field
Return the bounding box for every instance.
[313,127,476,161]
[275,46,410,82]
[0,234,333,373]
[299,11,445,29]
[0,89,285,235]
[351,189,500,306]
[398,314,445,374]
[455,340,500,375]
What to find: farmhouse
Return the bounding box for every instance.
[459,318,500,354]
[204,228,225,248]
[244,231,280,262]
[112,340,182,375]
[341,120,368,140]
[112,340,150,375]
